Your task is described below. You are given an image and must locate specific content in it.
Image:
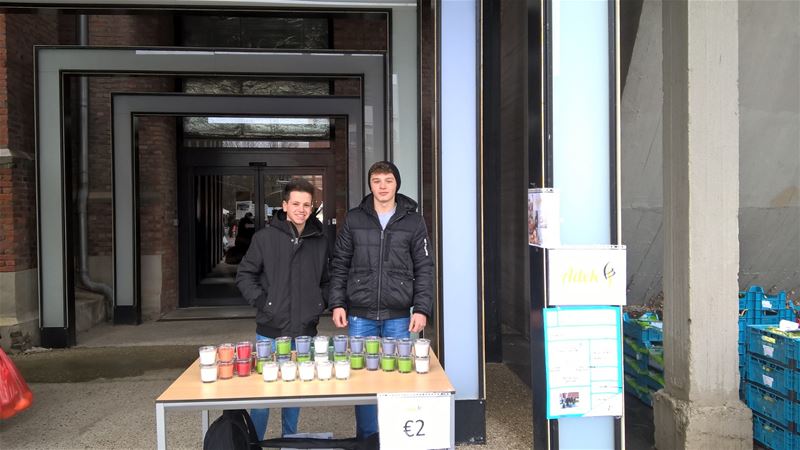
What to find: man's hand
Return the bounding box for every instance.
[331,307,348,328]
[408,312,427,333]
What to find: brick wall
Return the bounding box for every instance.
[0,13,60,273]
[85,14,177,313]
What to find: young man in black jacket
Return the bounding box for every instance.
[236,178,329,440]
[329,161,434,438]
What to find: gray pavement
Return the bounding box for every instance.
[0,318,534,449]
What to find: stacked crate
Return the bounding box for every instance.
[739,286,795,399]
[623,312,664,406]
[740,286,797,450]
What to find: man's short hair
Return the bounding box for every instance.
[283,178,315,202]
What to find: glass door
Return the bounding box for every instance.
[188,167,332,306]
[191,169,257,306]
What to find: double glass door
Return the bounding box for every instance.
[189,166,331,306]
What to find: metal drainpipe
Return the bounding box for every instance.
[76,14,114,320]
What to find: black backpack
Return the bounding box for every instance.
[202,409,379,450]
[203,409,259,450]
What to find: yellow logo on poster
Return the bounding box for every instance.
[560,262,617,287]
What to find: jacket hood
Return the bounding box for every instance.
[358,193,418,216]
[271,209,325,238]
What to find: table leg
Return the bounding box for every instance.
[201,410,209,437]
[156,403,166,450]
[449,394,455,450]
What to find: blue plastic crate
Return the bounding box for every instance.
[747,354,796,398]
[623,312,663,345]
[740,307,796,327]
[640,370,664,392]
[753,412,794,450]
[623,351,648,372]
[624,375,652,407]
[746,382,794,429]
[740,286,788,312]
[747,325,800,368]
[648,346,664,371]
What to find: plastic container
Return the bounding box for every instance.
[236,341,252,360]
[262,361,278,382]
[366,354,380,371]
[256,339,273,359]
[350,353,365,370]
[276,337,292,356]
[753,412,793,450]
[200,363,218,383]
[314,336,330,354]
[397,356,412,373]
[256,357,268,374]
[217,343,235,362]
[381,354,396,372]
[295,336,311,354]
[235,358,251,377]
[746,382,792,428]
[415,356,430,374]
[349,336,365,354]
[365,336,381,354]
[199,346,217,365]
[746,354,794,397]
[335,360,350,380]
[317,360,333,380]
[414,338,430,357]
[333,335,349,353]
[218,360,234,379]
[281,361,297,382]
[397,338,413,357]
[299,361,315,382]
[382,337,397,355]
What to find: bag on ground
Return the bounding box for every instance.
[203,409,259,450]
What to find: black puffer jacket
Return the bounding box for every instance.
[329,194,433,320]
[235,212,329,338]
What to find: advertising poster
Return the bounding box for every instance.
[546,246,627,306]
[528,188,560,247]
[543,306,623,419]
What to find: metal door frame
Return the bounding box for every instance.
[112,93,364,323]
[36,47,382,345]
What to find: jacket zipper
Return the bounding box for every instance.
[376,229,384,320]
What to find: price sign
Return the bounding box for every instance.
[377,392,453,450]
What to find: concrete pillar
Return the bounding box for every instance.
[653,0,751,448]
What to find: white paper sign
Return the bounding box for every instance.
[378,392,452,450]
[547,246,626,306]
[544,307,624,419]
[528,188,561,247]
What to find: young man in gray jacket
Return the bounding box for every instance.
[236,178,329,440]
[329,161,434,438]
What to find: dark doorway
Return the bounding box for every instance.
[178,114,345,307]
[188,166,333,306]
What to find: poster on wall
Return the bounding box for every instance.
[543,306,623,419]
[547,245,626,306]
[528,188,560,247]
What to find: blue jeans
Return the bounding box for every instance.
[250,334,300,440]
[348,315,410,439]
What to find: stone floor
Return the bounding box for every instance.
[1,318,538,449]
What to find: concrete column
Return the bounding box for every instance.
[654,0,751,448]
